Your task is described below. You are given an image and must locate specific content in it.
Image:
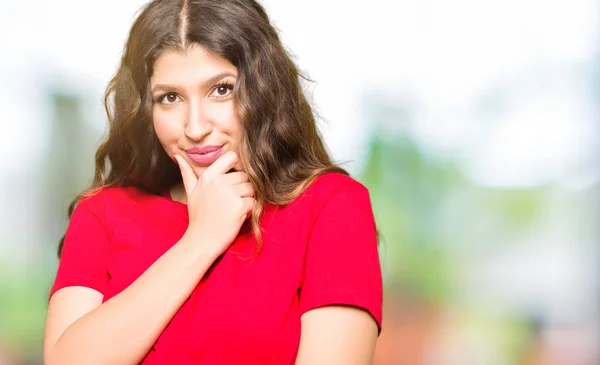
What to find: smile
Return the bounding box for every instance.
[185,145,225,165]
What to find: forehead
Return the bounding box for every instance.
[151,45,238,84]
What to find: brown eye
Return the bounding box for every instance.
[216,86,229,96]
[211,84,234,98]
[155,92,181,105]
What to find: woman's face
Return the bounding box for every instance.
[150,44,244,178]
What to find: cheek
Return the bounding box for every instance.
[152,110,179,145]
[215,103,243,136]
[228,115,244,138]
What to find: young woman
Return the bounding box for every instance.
[43,0,382,364]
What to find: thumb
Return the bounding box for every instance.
[174,155,198,197]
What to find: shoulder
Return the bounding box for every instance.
[305,172,370,205]
[70,186,166,237]
[74,186,153,217]
[299,172,372,222]
[76,186,131,208]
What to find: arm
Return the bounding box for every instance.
[296,176,383,365]
[295,306,378,365]
[44,151,254,365]
[44,231,220,365]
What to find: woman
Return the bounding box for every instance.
[43,0,383,364]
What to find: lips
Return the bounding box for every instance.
[185,145,224,165]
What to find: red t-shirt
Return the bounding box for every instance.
[50,172,383,364]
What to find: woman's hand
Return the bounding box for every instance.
[173,151,255,256]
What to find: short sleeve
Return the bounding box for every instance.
[50,194,111,299]
[299,180,383,332]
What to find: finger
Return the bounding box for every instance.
[220,171,249,185]
[241,197,255,220]
[203,151,238,182]
[242,197,255,216]
[174,154,198,197]
[234,182,255,198]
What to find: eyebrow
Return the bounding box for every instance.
[151,71,237,94]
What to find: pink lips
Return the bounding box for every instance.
[185,145,224,165]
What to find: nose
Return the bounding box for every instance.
[184,99,213,141]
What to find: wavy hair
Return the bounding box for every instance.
[58,0,348,257]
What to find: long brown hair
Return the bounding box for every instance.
[58,0,347,257]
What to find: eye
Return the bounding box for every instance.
[155,92,182,105]
[210,83,234,98]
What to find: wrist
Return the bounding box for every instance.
[180,229,222,261]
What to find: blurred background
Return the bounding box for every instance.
[1,0,599,364]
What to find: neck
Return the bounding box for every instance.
[169,184,187,204]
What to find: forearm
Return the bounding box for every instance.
[47,231,218,365]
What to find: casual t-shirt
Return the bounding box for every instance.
[50,172,383,364]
